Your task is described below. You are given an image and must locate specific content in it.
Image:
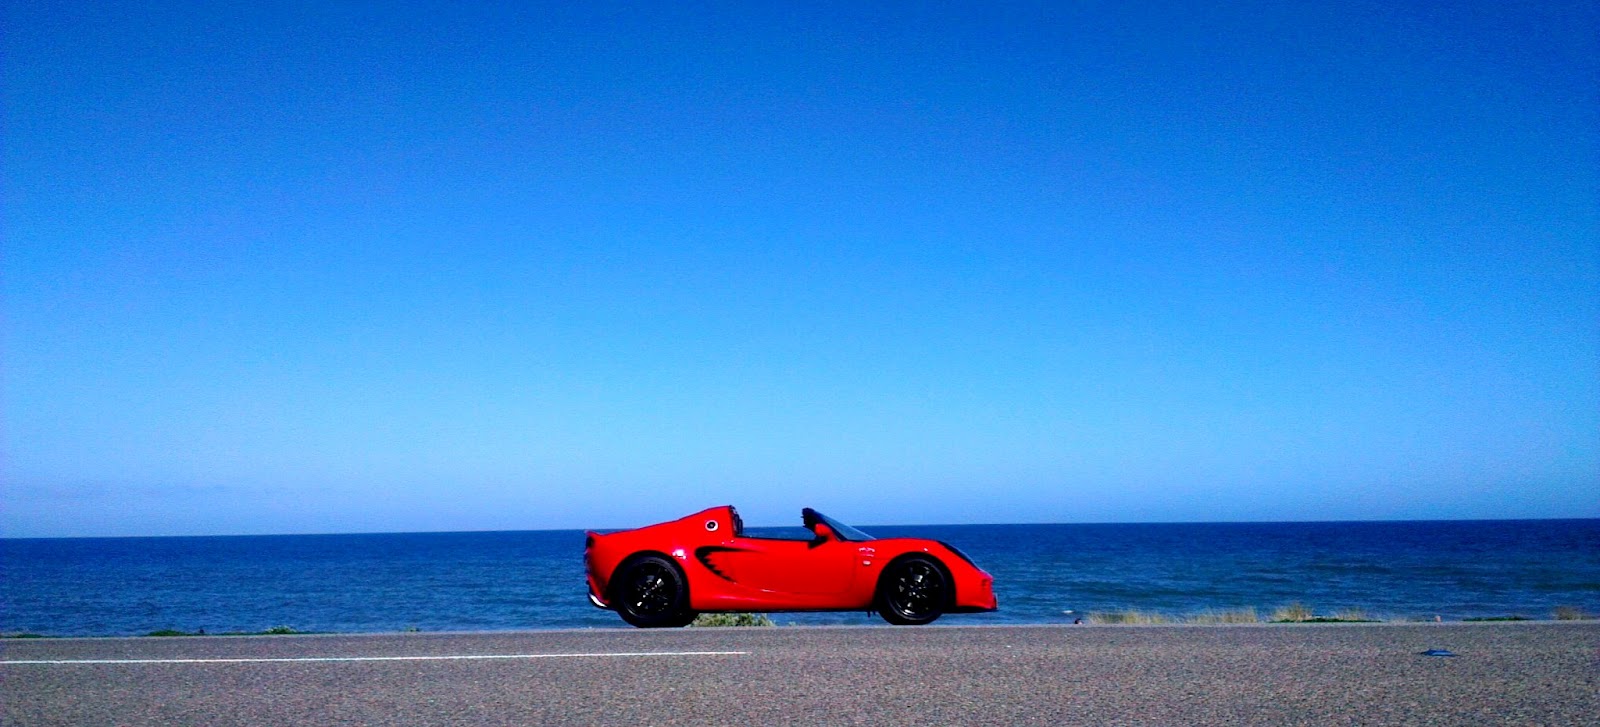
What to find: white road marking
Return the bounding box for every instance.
[0,650,749,665]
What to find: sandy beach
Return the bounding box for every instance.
[3,621,1595,725]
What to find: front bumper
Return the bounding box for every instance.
[954,574,999,612]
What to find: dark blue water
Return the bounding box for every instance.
[4,520,1597,636]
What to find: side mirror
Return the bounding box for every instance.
[812,522,836,541]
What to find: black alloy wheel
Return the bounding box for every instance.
[612,555,694,628]
[876,555,948,625]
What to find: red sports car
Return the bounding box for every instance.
[585,506,998,627]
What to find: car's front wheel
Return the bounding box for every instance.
[876,555,948,625]
[610,555,695,628]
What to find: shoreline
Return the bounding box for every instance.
[6,615,1595,641]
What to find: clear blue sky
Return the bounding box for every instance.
[4,0,1596,537]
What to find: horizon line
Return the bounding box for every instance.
[5,515,1598,541]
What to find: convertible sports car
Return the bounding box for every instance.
[585,506,997,627]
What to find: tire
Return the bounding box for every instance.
[876,555,948,625]
[610,555,694,628]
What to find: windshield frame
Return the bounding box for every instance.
[804,508,874,542]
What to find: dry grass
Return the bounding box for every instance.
[1270,602,1315,622]
[1270,605,1378,623]
[1087,604,1385,625]
[1073,603,1599,626]
[1186,608,1260,624]
[1553,606,1593,621]
[1330,608,1372,622]
[1087,610,1171,625]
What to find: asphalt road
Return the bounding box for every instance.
[3,622,1596,726]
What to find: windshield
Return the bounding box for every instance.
[805,508,874,542]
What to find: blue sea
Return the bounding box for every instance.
[4,520,1598,636]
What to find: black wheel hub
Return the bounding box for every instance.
[628,566,673,615]
[889,561,942,617]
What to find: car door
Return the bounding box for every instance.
[698,533,856,596]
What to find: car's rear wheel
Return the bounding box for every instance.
[611,555,695,628]
[876,555,948,625]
